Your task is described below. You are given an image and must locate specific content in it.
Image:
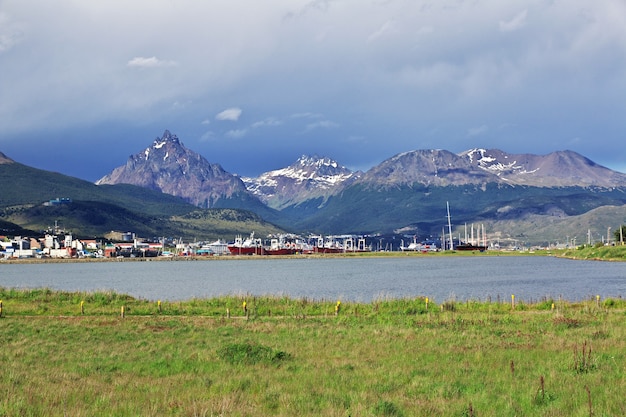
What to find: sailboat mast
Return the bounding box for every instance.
[464,223,468,244]
[446,201,453,250]
[482,224,486,247]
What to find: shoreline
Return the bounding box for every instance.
[0,249,544,264]
[2,246,625,264]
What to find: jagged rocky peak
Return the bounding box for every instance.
[153,130,180,147]
[297,154,338,168]
[141,130,183,161]
[95,130,251,208]
[246,154,356,185]
[289,154,353,179]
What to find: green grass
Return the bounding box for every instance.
[560,244,626,261]
[0,289,625,416]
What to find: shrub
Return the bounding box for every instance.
[373,400,403,417]
[217,342,290,365]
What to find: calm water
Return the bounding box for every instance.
[1,256,625,302]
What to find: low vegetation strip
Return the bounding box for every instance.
[559,244,626,261]
[0,289,625,416]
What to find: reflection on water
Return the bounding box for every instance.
[1,256,624,302]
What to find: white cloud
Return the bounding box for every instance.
[499,10,527,32]
[2,0,625,178]
[127,56,178,68]
[216,107,243,121]
[367,20,396,43]
[226,129,247,139]
[291,112,323,119]
[305,120,339,131]
[251,117,282,128]
[0,13,23,53]
[199,131,215,142]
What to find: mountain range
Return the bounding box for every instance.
[91,130,626,244]
[3,130,626,245]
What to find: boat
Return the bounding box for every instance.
[313,235,344,254]
[400,237,423,252]
[400,238,439,253]
[227,232,265,255]
[455,223,487,251]
[314,246,344,254]
[201,239,229,255]
[313,235,371,253]
[455,243,487,252]
[344,237,371,253]
[264,238,297,255]
[265,247,297,255]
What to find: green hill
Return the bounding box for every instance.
[295,183,626,236]
[0,162,284,240]
[0,162,194,216]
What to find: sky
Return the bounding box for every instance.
[1,0,626,182]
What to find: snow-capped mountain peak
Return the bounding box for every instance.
[457,148,625,186]
[242,155,360,209]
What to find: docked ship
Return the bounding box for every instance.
[227,232,265,255]
[313,235,371,253]
[455,243,487,251]
[400,237,439,252]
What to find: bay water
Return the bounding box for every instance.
[1,256,624,303]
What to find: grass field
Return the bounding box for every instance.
[1,289,625,416]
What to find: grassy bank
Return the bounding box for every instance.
[559,244,626,261]
[1,289,625,416]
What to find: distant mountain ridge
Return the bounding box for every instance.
[461,148,626,187]
[241,155,361,210]
[90,131,626,240]
[356,148,626,189]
